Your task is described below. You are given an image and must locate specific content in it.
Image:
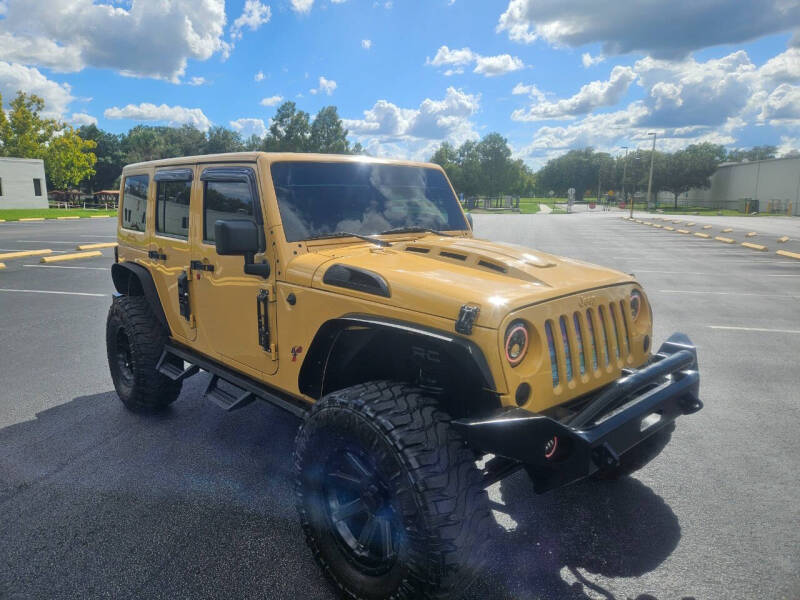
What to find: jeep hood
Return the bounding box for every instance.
[288,236,633,330]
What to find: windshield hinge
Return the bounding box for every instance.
[455,304,480,335]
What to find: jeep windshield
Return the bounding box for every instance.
[271,161,468,243]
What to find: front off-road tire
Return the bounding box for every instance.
[106,295,181,412]
[294,381,491,600]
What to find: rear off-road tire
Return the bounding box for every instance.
[106,295,181,411]
[293,381,491,600]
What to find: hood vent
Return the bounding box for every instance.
[478,260,507,273]
[439,250,467,261]
[323,264,391,297]
[405,246,430,254]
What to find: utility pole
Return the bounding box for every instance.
[646,132,657,210]
[621,146,630,217]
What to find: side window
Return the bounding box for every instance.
[122,174,149,232]
[156,179,191,238]
[203,180,254,243]
[33,178,42,196]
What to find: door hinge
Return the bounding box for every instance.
[190,260,215,272]
[257,289,271,352]
[177,270,190,320]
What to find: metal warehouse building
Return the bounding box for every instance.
[684,156,800,216]
[0,157,48,209]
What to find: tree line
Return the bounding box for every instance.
[532,144,785,206]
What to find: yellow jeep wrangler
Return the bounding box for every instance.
[107,152,702,599]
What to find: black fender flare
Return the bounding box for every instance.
[111,262,169,331]
[298,314,497,400]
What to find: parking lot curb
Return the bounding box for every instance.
[76,242,118,251]
[89,215,111,219]
[0,249,53,260]
[664,226,675,231]
[40,251,103,263]
[18,217,45,222]
[777,236,790,243]
[677,229,690,234]
[776,249,800,260]
[694,232,711,239]
[741,242,767,251]
[0,262,5,270]
[722,228,733,233]
[57,216,81,220]
[715,236,735,244]
[745,232,758,238]
[702,225,712,229]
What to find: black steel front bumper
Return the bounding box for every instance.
[452,332,702,493]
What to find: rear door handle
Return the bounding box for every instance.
[190,260,215,272]
[148,250,167,261]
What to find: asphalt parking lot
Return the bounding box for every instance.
[1,213,798,600]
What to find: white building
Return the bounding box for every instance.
[0,157,48,209]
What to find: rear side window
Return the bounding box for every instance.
[203,180,253,243]
[122,174,149,232]
[156,180,191,238]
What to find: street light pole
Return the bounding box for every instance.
[621,146,630,217]
[646,132,657,211]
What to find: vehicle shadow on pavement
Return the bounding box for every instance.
[0,380,681,600]
[465,469,683,600]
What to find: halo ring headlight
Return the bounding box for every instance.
[505,321,529,367]
[630,289,643,320]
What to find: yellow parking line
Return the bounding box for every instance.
[677,229,690,234]
[745,232,757,237]
[40,251,103,263]
[18,217,45,222]
[777,249,800,260]
[702,225,712,229]
[722,228,733,233]
[694,232,711,238]
[741,242,767,251]
[0,249,53,260]
[76,242,118,250]
[777,236,789,243]
[57,216,81,220]
[715,236,735,244]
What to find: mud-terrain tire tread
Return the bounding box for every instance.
[106,295,181,411]
[293,380,491,600]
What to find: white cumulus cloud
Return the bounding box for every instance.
[581,53,605,68]
[310,76,337,96]
[231,0,271,40]
[104,102,212,131]
[0,60,74,118]
[254,70,265,82]
[230,117,268,138]
[512,65,636,121]
[427,45,525,77]
[0,0,229,82]
[362,39,372,49]
[260,95,283,106]
[291,0,313,14]
[70,112,97,127]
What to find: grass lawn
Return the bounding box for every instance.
[0,208,117,221]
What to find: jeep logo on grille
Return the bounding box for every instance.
[578,295,597,308]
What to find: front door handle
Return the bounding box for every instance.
[148,250,167,261]
[190,260,215,272]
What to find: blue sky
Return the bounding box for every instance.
[0,0,799,167]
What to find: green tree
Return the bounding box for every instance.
[310,106,350,154]
[78,124,124,192]
[0,92,60,158]
[45,126,97,191]
[726,145,777,162]
[663,143,726,207]
[430,141,462,191]
[264,101,311,152]
[476,133,512,197]
[205,125,244,154]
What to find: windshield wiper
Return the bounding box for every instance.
[379,226,454,237]
[307,232,391,247]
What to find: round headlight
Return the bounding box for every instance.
[505,321,529,366]
[630,289,643,320]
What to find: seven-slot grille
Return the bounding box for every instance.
[545,299,632,387]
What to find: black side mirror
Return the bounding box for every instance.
[214,219,270,278]
[466,213,474,230]
[214,219,260,255]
